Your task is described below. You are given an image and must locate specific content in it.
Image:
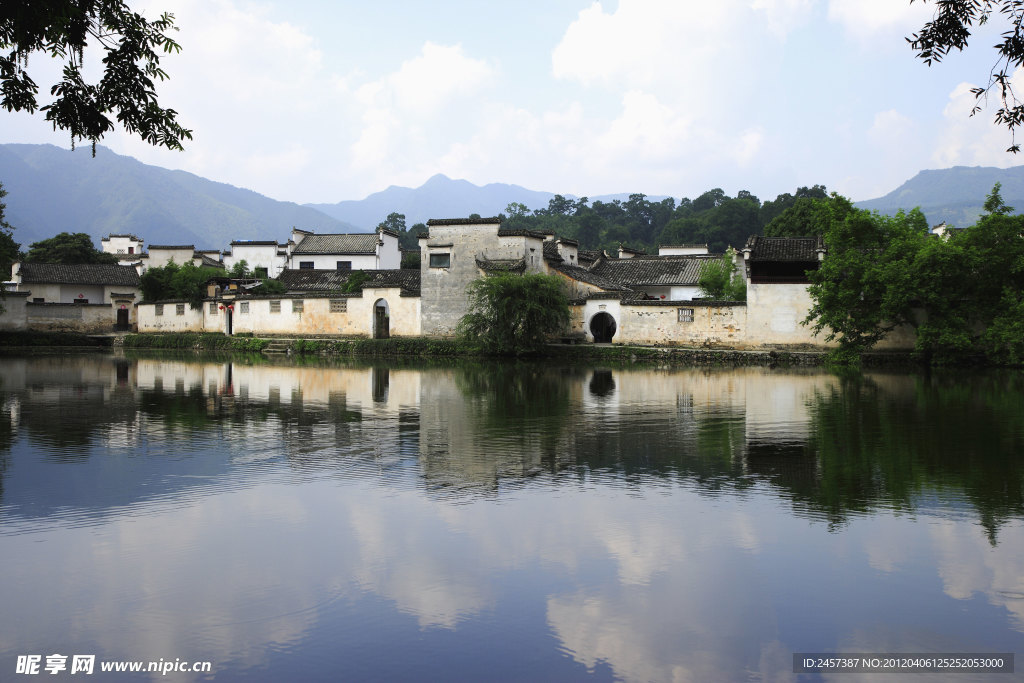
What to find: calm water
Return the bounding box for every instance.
[1,353,1023,682]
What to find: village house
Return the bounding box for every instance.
[125,218,920,351]
[100,234,145,266]
[286,227,400,271]
[8,262,142,332]
[143,245,224,271]
[222,240,288,278]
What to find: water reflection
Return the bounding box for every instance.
[0,355,1022,681]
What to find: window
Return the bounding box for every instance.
[299,261,314,269]
[270,300,281,313]
[337,261,351,271]
[209,302,218,315]
[176,304,185,316]
[429,252,451,268]
[292,299,304,313]
[678,308,694,323]
[240,301,249,314]
[73,299,88,304]
[255,266,268,277]
[155,304,164,316]
[32,297,44,303]
[128,246,134,255]
[330,299,347,313]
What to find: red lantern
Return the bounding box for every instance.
[219,305,225,310]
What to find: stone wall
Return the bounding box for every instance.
[137,301,205,332]
[26,303,117,333]
[420,221,537,336]
[0,292,29,330]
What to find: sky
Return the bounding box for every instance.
[4,0,1024,206]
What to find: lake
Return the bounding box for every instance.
[1,352,1022,681]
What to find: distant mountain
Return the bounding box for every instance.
[0,144,358,250]
[307,173,671,229]
[856,165,1024,228]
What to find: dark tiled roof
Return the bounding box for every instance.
[277,269,348,291]
[292,233,380,255]
[542,241,561,261]
[659,243,707,249]
[19,263,141,286]
[476,257,527,274]
[551,263,631,291]
[363,269,421,295]
[589,255,716,287]
[149,245,196,251]
[496,227,548,239]
[198,254,224,269]
[743,235,824,262]
[277,268,420,295]
[230,240,279,246]
[427,217,502,226]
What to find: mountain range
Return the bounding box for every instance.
[1,142,1021,251]
[854,165,1024,227]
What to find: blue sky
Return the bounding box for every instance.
[4,0,1022,206]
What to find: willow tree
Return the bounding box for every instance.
[457,273,570,356]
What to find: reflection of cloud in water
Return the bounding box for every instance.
[929,519,1024,630]
[0,482,335,679]
[347,495,494,629]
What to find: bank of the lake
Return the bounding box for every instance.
[0,330,941,367]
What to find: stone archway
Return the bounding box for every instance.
[590,312,617,343]
[373,299,390,339]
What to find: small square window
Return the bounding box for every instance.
[330,299,347,313]
[299,261,314,269]
[209,302,218,314]
[678,308,694,323]
[337,261,351,271]
[255,266,268,277]
[73,299,89,304]
[429,252,451,268]
[270,300,281,313]
[32,297,44,303]
[240,301,249,314]
[292,299,304,313]
[176,304,185,316]
[155,304,164,316]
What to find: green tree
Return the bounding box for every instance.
[24,232,118,264]
[909,0,1024,152]
[1,1,192,151]
[805,208,931,359]
[764,193,857,237]
[698,251,746,301]
[457,273,570,355]
[140,261,222,308]
[0,181,19,280]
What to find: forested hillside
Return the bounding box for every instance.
[491,185,830,254]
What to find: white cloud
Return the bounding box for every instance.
[827,0,934,41]
[932,74,1024,169]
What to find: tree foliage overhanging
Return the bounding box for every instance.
[909,0,1024,153]
[0,181,19,280]
[805,184,1024,364]
[0,0,192,151]
[457,273,570,356]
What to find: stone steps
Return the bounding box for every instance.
[262,341,291,355]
